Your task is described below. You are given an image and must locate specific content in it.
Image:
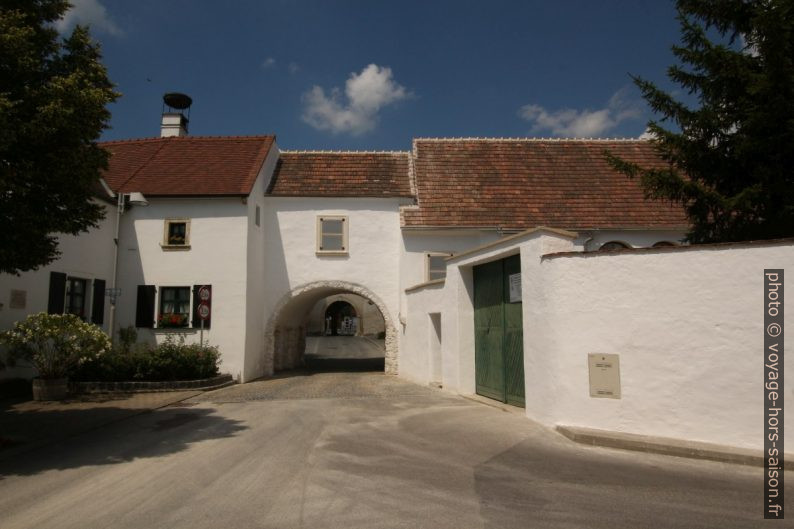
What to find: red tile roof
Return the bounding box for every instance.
[402,139,689,230]
[268,152,413,197]
[101,136,275,196]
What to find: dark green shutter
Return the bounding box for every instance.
[192,285,211,329]
[47,272,66,314]
[91,279,106,324]
[135,285,156,328]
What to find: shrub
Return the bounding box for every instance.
[0,313,110,379]
[71,334,220,382]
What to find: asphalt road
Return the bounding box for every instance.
[0,371,783,529]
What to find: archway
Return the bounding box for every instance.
[324,300,357,336]
[263,280,398,376]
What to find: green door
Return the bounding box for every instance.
[473,255,525,407]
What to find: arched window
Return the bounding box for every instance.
[652,241,677,248]
[599,241,630,251]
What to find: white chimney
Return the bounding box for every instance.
[161,112,188,137]
[160,93,192,138]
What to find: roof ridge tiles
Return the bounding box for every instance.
[101,134,276,145]
[279,149,409,155]
[412,136,646,143]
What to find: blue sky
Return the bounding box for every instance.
[57,0,685,150]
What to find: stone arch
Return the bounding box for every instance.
[263,280,398,375]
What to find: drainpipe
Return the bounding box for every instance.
[107,192,123,343]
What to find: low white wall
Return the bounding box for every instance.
[416,228,792,451]
[402,282,445,385]
[531,241,793,450]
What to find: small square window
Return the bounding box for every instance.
[162,219,191,250]
[426,253,452,281]
[158,286,190,328]
[317,216,348,254]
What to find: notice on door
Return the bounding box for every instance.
[588,353,621,399]
[508,273,522,303]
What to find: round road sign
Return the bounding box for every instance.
[198,286,211,301]
[198,303,210,320]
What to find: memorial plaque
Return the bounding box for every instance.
[588,353,621,399]
[9,289,26,309]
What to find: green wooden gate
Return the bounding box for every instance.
[473,254,525,407]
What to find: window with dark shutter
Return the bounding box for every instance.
[47,272,66,314]
[135,285,156,328]
[92,279,106,324]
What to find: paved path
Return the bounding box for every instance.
[0,372,783,529]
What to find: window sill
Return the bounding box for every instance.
[153,327,197,333]
[316,251,349,257]
[161,244,191,251]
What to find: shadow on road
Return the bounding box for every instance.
[0,404,247,478]
[304,356,385,372]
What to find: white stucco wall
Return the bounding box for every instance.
[0,199,116,378]
[259,196,405,376]
[114,197,250,380]
[530,241,793,450]
[414,229,792,451]
[243,144,280,381]
[572,228,686,251]
[402,282,445,385]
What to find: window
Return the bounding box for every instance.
[65,277,87,320]
[652,241,677,248]
[162,219,191,249]
[426,252,452,281]
[317,216,348,254]
[158,286,190,328]
[255,205,261,227]
[48,272,105,324]
[599,241,630,251]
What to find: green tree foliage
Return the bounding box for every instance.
[607,0,794,243]
[0,0,119,274]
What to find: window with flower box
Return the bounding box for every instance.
[162,219,191,250]
[158,287,190,328]
[134,284,212,329]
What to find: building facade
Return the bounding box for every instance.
[3,111,790,453]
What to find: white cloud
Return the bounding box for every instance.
[262,57,276,69]
[518,88,643,137]
[302,64,410,135]
[55,0,122,36]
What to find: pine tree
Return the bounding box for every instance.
[0,0,119,274]
[607,0,794,243]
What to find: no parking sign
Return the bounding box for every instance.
[197,285,211,320]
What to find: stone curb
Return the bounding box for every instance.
[71,374,235,394]
[556,425,794,469]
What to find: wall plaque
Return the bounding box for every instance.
[508,273,522,303]
[588,353,621,399]
[9,289,26,309]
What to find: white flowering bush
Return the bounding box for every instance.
[0,313,110,379]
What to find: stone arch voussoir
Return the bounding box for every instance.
[263,280,398,376]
